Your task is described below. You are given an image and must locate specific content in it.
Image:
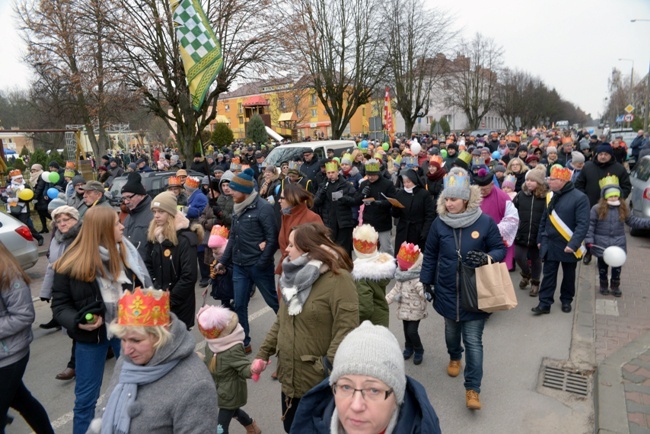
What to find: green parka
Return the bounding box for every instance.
[204,343,252,410]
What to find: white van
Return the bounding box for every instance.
[264,140,356,166]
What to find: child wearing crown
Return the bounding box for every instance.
[584,175,650,297]
[386,242,428,365]
[196,305,263,434]
[351,224,396,327]
[207,225,234,308]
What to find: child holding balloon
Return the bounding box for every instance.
[585,175,650,297]
[2,169,44,245]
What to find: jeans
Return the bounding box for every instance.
[403,320,423,353]
[217,408,253,433]
[377,230,393,255]
[232,262,279,347]
[514,244,542,280]
[73,337,121,434]
[538,260,577,309]
[444,317,486,393]
[597,257,621,282]
[0,352,54,434]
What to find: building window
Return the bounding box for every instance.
[311,94,317,106]
[279,98,285,110]
[225,104,230,111]
[362,107,366,117]
[311,109,317,117]
[238,116,244,125]
[238,103,243,114]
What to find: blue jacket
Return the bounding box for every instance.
[219,193,278,267]
[537,184,590,262]
[290,377,442,434]
[186,189,208,220]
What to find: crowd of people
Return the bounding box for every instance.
[1,126,648,433]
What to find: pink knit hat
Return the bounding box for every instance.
[208,225,229,249]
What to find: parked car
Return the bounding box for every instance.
[629,155,650,236]
[0,212,39,270]
[108,170,206,206]
[469,129,493,138]
[264,140,356,167]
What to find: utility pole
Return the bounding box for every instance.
[645,62,650,131]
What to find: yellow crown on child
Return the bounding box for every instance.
[325,160,339,172]
[457,151,472,165]
[598,175,619,190]
[117,287,170,327]
[550,165,571,181]
[364,158,381,173]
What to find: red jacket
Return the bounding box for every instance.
[275,202,323,275]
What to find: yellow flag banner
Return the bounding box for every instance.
[170,0,223,111]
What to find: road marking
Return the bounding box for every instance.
[45,304,273,431]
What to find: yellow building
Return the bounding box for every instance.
[211,78,377,141]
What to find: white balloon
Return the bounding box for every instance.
[411,141,422,154]
[41,171,51,182]
[603,246,626,268]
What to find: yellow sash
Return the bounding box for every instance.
[546,192,586,259]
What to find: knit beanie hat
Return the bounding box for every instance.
[121,172,147,196]
[207,225,229,249]
[352,224,378,258]
[196,305,239,340]
[396,242,420,271]
[493,164,506,174]
[570,151,585,164]
[184,176,200,192]
[596,143,614,158]
[525,166,546,185]
[230,168,255,194]
[329,321,406,405]
[151,191,178,216]
[71,175,86,186]
[48,161,60,170]
[47,196,67,213]
[51,205,79,222]
[546,146,557,155]
[442,167,471,200]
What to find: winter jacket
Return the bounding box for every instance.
[52,239,152,343]
[275,203,324,275]
[314,177,357,230]
[537,184,590,263]
[90,313,218,434]
[290,376,442,434]
[186,189,208,220]
[256,270,359,398]
[420,186,506,322]
[386,259,428,322]
[78,195,111,220]
[300,158,322,182]
[215,171,235,228]
[391,185,435,255]
[145,215,201,329]
[584,204,650,255]
[219,193,278,268]
[352,253,396,327]
[352,176,397,232]
[575,159,631,207]
[33,177,51,212]
[123,195,153,261]
[204,343,251,410]
[190,160,209,175]
[513,184,546,247]
[340,166,362,191]
[41,222,82,300]
[0,278,34,369]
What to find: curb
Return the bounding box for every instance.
[571,260,597,369]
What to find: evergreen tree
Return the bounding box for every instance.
[429,119,437,134]
[211,123,234,149]
[439,116,450,135]
[246,114,268,144]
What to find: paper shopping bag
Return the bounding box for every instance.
[476,257,517,312]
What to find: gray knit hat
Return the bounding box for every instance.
[570,151,585,164]
[441,167,471,201]
[329,321,406,405]
[151,191,178,216]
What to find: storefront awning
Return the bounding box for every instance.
[215,115,230,124]
[278,112,297,122]
[242,95,270,107]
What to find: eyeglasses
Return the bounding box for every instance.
[30,169,39,172]
[332,382,394,402]
[279,196,285,200]
[122,194,135,201]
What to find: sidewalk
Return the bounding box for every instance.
[593,230,650,433]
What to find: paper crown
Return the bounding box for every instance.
[397,242,420,270]
[288,161,302,171]
[402,156,418,167]
[9,169,22,178]
[325,160,339,172]
[167,176,182,188]
[208,225,229,249]
[117,287,170,327]
[211,224,229,238]
[502,174,517,187]
[341,153,353,163]
[230,158,242,171]
[429,155,443,165]
[457,151,472,166]
[443,172,470,190]
[65,161,76,170]
[598,175,619,190]
[472,156,485,166]
[185,176,200,189]
[364,158,381,173]
[352,224,378,255]
[549,166,571,181]
[196,305,239,340]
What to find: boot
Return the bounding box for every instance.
[403,347,414,360]
[244,420,261,434]
[466,390,481,410]
[519,272,531,289]
[40,317,61,330]
[447,359,461,377]
[583,251,592,265]
[529,280,540,297]
[413,349,424,366]
[610,280,622,297]
[599,280,610,296]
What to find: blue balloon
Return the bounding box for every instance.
[360,140,368,149]
[47,187,59,200]
[491,151,501,160]
[588,128,595,134]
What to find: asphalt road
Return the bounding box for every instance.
[8,250,590,434]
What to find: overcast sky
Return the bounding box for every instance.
[1,0,649,120]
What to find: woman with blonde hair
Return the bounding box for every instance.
[52,206,151,434]
[254,222,359,432]
[145,191,203,330]
[504,157,529,192]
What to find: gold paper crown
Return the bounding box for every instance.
[598,175,619,190]
[341,153,353,162]
[457,151,472,165]
[397,242,420,266]
[167,176,182,188]
[210,225,229,239]
[550,166,571,181]
[65,161,76,169]
[364,158,380,173]
[429,155,443,165]
[185,176,200,189]
[325,160,339,172]
[288,161,301,170]
[9,169,22,178]
[117,287,170,327]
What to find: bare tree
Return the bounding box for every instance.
[112,0,278,158]
[448,33,503,130]
[275,0,386,139]
[382,0,455,136]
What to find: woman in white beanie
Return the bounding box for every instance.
[290,321,441,433]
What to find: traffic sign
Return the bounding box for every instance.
[624,114,634,122]
[625,104,635,113]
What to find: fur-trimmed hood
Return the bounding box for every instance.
[175,212,205,240]
[436,184,482,217]
[352,252,396,281]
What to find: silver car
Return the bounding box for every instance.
[629,155,650,236]
[0,212,39,269]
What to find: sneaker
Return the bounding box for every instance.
[466,390,481,410]
[447,359,461,377]
[403,348,414,360]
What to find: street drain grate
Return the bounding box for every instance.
[542,366,589,396]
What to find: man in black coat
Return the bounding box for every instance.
[121,172,153,261]
[300,149,321,182]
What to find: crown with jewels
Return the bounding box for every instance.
[167,176,182,188]
[503,174,517,187]
[211,225,229,239]
[352,224,378,255]
[364,158,381,173]
[429,155,443,165]
[598,175,619,190]
[550,165,571,181]
[443,172,470,190]
[325,160,339,172]
[397,242,420,270]
[117,287,170,327]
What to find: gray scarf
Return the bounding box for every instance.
[395,267,421,282]
[280,253,323,315]
[101,359,180,434]
[233,190,258,215]
[438,207,482,229]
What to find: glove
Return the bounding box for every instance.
[423,284,435,302]
[40,297,50,303]
[361,185,371,196]
[251,359,270,382]
[465,250,489,268]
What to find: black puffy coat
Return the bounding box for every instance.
[33,177,51,212]
[352,176,397,232]
[314,177,357,230]
[575,159,631,207]
[391,185,435,255]
[513,185,546,247]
